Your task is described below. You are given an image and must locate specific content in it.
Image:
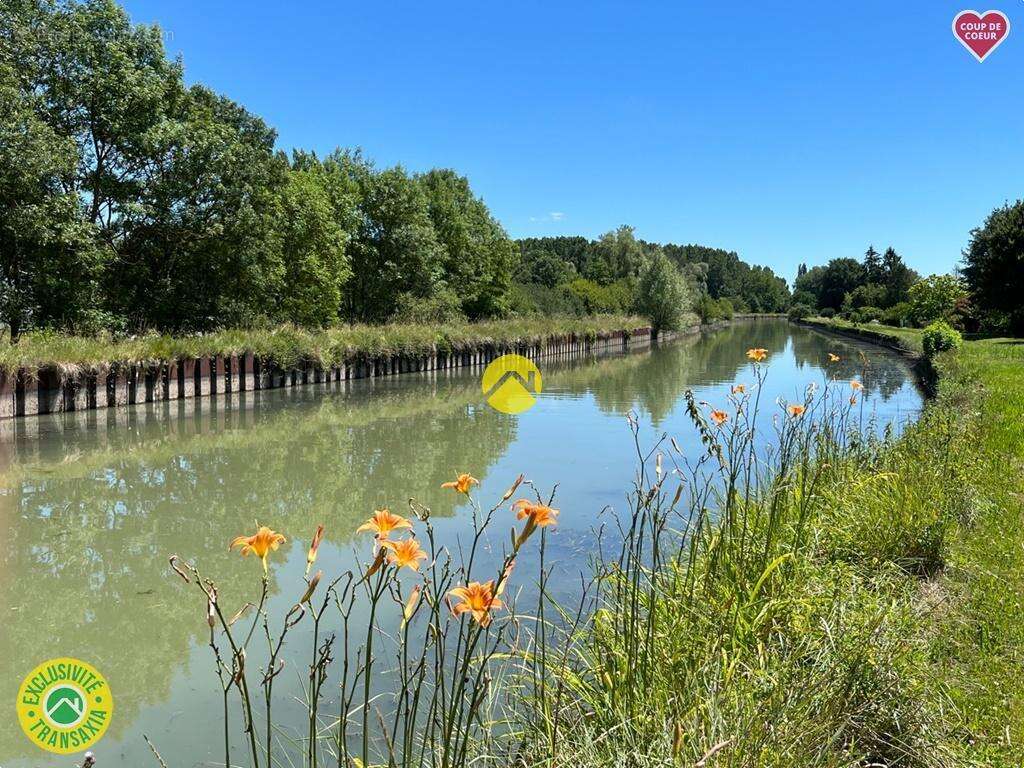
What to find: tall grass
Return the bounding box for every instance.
[526,360,975,767]
[0,315,656,377]
[159,344,989,767]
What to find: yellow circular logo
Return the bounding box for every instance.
[16,658,113,754]
[481,354,543,414]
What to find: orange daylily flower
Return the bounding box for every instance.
[746,348,768,362]
[449,580,502,627]
[230,525,287,574]
[381,537,429,571]
[787,404,806,418]
[441,473,479,495]
[710,409,728,426]
[731,384,746,395]
[356,509,413,539]
[305,524,325,577]
[512,499,559,528]
[827,353,840,363]
[850,380,864,392]
[512,499,559,548]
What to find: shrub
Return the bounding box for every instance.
[859,306,883,323]
[567,278,636,315]
[788,304,812,321]
[922,321,962,359]
[882,302,911,327]
[391,291,466,324]
[820,307,836,319]
[696,295,735,322]
[508,282,584,316]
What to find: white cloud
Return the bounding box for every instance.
[529,211,566,223]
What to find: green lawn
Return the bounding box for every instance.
[926,338,1024,766]
[802,316,925,353]
[803,321,1024,765]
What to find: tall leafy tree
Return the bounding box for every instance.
[272,165,351,327]
[37,0,185,247]
[589,225,644,283]
[635,249,691,336]
[962,200,1024,333]
[109,86,286,329]
[343,161,444,322]
[418,169,517,319]
[0,70,103,336]
[515,248,576,287]
[816,258,865,310]
[881,246,917,308]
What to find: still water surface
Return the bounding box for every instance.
[0,319,922,766]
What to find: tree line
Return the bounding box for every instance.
[791,246,920,324]
[12,1,1016,342]
[1,0,521,337]
[790,199,1024,334]
[1,0,795,342]
[514,231,791,320]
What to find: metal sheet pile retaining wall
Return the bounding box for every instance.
[1,326,682,422]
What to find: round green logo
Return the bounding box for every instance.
[44,685,86,728]
[16,657,113,754]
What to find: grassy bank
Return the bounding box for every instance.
[799,316,925,354]
[534,322,1024,767]
[0,314,668,378]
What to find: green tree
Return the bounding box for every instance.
[862,245,883,283]
[516,236,591,276]
[907,274,968,326]
[272,165,350,326]
[515,248,576,287]
[109,86,286,330]
[418,168,516,319]
[793,265,826,308]
[817,258,865,310]
[844,283,887,311]
[588,226,644,283]
[344,162,444,322]
[0,67,103,337]
[635,250,691,336]
[961,200,1024,333]
[664,243,789,311]
[881,247,918,307]
[35,0,186,246]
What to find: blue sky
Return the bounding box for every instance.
[122,0,1023,283]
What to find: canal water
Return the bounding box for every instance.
[0,319,923,766]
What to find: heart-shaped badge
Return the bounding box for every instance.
[952,10,1011,62]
